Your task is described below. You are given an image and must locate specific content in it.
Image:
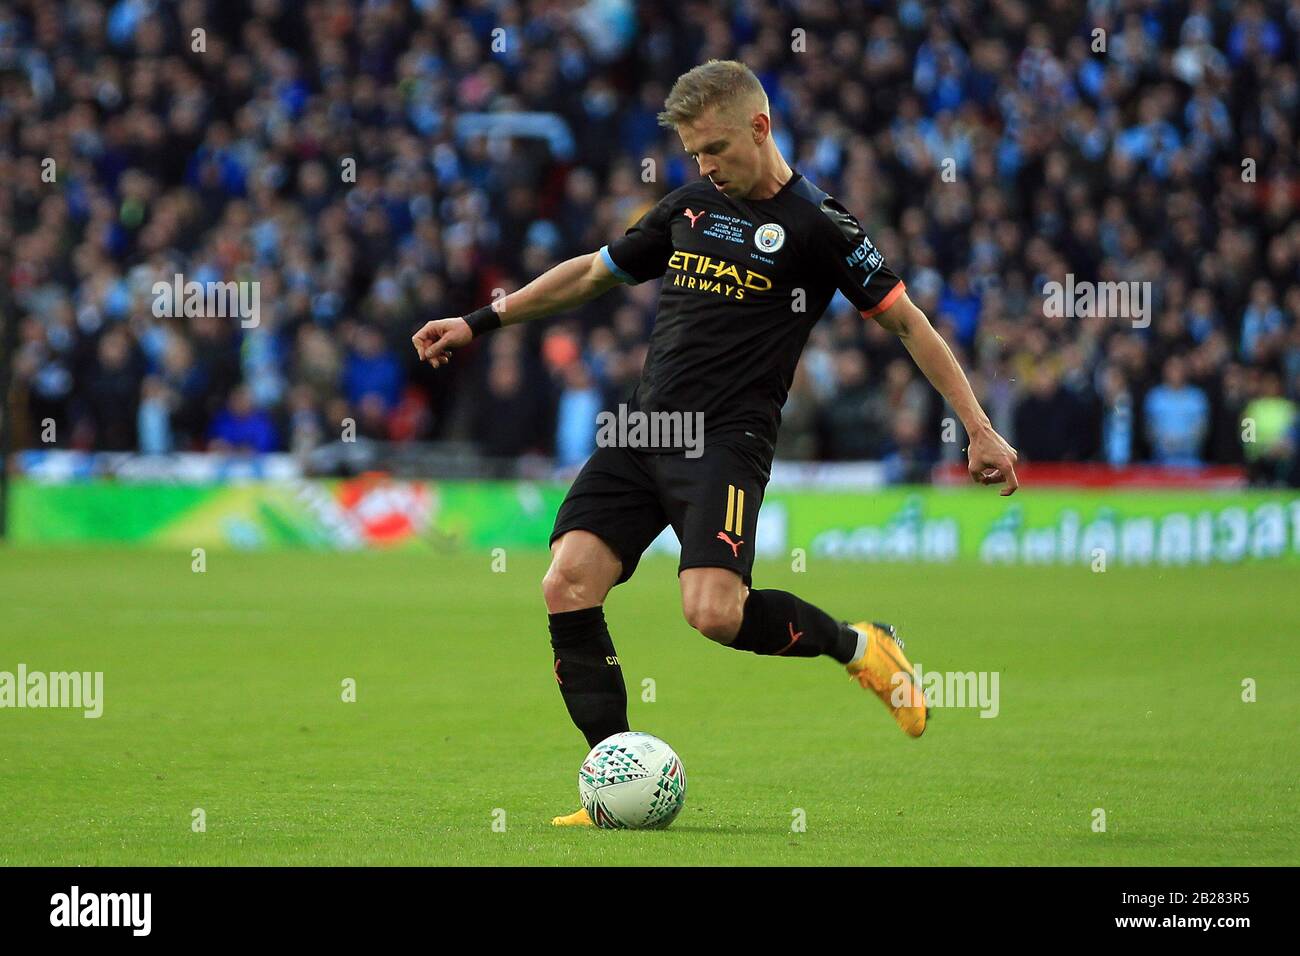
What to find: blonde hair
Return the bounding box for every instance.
[657,59,769,129]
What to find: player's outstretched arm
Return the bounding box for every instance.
[412,251,623,368]
[873,290,1020,495]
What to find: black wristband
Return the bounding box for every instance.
[463,305,502,338]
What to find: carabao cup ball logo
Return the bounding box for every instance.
[755,222,785,253]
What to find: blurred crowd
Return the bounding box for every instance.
[5,0,1300,484]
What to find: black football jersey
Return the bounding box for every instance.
[600,170,905,455]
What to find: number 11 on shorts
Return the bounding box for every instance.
[724,483,745,536]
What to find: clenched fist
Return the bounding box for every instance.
[966,424,1020,496]
[412,317,472,368]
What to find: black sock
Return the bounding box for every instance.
[548,606,629,748]
[729,589,860,662]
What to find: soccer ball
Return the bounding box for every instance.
[578,731,687,829]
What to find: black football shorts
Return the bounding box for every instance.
[549,434,773,587]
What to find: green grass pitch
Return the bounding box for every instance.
[1,546,1296,865]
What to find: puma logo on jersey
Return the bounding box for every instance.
[684,208,706,228]
[715,531,743,557]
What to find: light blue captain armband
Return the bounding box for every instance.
[599,245,636,285]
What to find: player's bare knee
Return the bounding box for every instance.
[544,532,621,610]
[543,537,617,612]
[683,599,743,644]
[542,560,592,612]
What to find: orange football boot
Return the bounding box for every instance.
[551,807,594,827]
[845,621,928,737]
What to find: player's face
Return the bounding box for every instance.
[679,108,760,198]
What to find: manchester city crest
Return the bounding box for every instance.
[754,222,785,253]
